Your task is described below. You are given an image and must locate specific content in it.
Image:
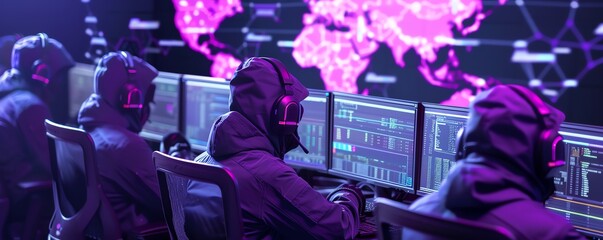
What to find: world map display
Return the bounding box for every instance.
[171,0,603,108]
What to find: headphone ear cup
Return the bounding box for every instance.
[538,130,565,178]
[31,59,50,84]
[273,95,301,135]
[120,83,144,109]
[455,127,466,161]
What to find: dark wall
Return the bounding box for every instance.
[0,0,154,64]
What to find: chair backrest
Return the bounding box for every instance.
[45,119,120,239]
[153,151,243,240]
[374,197,515,240]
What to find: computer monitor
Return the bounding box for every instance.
[546,123,603,238]
[68,63,95,123]
[183,75,230,151]
[417,103,469,196]
[329,92,418,192]
[283,90,330,171]
[140,72,181,141]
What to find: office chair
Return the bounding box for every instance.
[374,197,515,240]
[153,151,243,240]
[45,119,121,239]
[45,120,168,240]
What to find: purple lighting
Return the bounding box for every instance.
[169,0,506,105]
[291,0,502,96]
[169,0,600,107]
[172,0,243,79]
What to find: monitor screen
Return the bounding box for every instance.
[546,123,603,237]
[140,72,181,141]
[283,90,329,171]
[329,93,417,191]
[417,104,468,195]
[68,63,95,123]
[183,75,230,151]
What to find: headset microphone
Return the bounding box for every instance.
[292,134,309,154]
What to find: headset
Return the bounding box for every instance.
[116,51,155,124]
[117,51,143,109]
[455,85,565,178]
[259,57,303,135]
[30,33,50,85]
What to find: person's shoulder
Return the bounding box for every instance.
[243,153,294,180]
[409,192,450,218]
[227,151,298,187]
[92,126,150,151]
[491,200,583,239]
[6,90,46,111]
[14,93,49,122]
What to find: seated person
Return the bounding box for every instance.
[185,57,364,239]
[407,85,584,240]
[78,51,164,232]
[0,33,73,238]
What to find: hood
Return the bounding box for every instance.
[0,35,19,73]
[78,52,157,131]
[5,34,74,123]
[207,111,277,159]
[444,85,565,212]
[11,34,74,83]
[228,57,309,157]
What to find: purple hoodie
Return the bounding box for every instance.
[78,52,163,232]
[0,34,73,195]
[185,57,361,239]
[407,85,584,240]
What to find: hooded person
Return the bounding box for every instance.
[77,51,164,232]
[0,33,74,123]
[405,85,584,240]
[184,57,364,239]
[0,33,73,200]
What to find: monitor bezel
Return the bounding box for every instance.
[283,89,331,172]
[182,75,230,152]
[327,92,419,193]
[139,71,182,142]
[415,103,469,196]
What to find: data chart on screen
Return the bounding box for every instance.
[417,104,468,195]
[546,123,603,238]
[184,75,230,151]
[330,93,417,191]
